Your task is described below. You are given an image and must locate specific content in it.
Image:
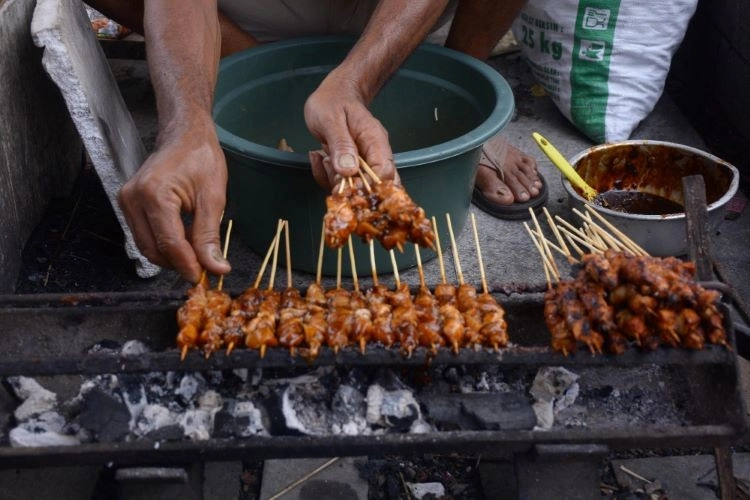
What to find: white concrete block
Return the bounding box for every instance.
[31,0,159,278]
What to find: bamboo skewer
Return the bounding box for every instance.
[523,222,557,287]
[358,156,382,184]
[557,225,604,254]
[469,213,488,295]
[580,206,649,256]
[555,216,607,253]
[216,219,234,291]
[543,207,573,261]
[316,221,326,285]
[563,231,586,257]
[267,221,284,291]
[528,227,571,260]
[414,243,426,290]
[369,240,379,287]
[284,220,293,290]
[445,213,464,285]
[226,219,284,356]
[389,249,401,288]
[336,248,343,290]
[530,208,560,279]
[432,216,447,284]
[348,236,359,293]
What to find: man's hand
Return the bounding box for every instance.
[118,128,230,283]
[305,69,397,191]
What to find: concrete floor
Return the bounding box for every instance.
[2,46,749,498]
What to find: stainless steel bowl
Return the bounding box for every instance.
[562,140,739,256]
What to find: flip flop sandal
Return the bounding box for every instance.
[471,148,549,221]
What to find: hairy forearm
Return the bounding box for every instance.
[144,0,221,142]
[337,0,450,103]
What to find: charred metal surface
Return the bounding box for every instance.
[0,425,739,469]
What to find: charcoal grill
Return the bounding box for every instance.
[0,284,745,469]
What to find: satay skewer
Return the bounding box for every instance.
[523,221,558,287]
[542,207,575,262]
[389,249,401,289]
[217,220,234,291]
[555,216,607,253]
[358,156,382,184]
[226,219,285,356]
[348,236,359,294]
[580,206,648,256]
[445,213,464,285]
[432,217,447,285]
[369,240,379,287]
[530,208,560,279]
[469,213,488,295]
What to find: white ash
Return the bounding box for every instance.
[226,400,267,437]
[179,390,224,441]
[407,482,446,499]
[134,404,179,437]
[331,385,369,436]
[9,411,80,448]
[281,380,332,436]
[530,367,580,431]
[366,384,425,431]
[121,340,149,356]
[7,376,58,421]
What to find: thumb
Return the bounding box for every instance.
[191,203,231,276]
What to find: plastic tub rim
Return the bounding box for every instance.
[213,36,515,170]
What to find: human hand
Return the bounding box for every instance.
[305,69,398,191]
[118,127,230,283]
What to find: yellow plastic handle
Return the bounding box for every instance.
[532,132,598,201]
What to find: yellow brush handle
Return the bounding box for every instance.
[532,132,598,201]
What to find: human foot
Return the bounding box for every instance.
[472,135,548,219]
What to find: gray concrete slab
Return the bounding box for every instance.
[612,453,750,499]
[259,457,368,500]
[30,0,159,278]
[0,0,81,293]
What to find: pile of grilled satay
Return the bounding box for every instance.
[524,205,727,355]
[176,158,508,361]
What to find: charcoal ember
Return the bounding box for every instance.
[117,374,148,427]
[9,411,80,448]
[134,404,180,438]
[180,390,223,441]
[174,373,207,406]
[530,367,580,431]
[214,399,266,438]
[84,339,121,354]
[366,384,422,431]
[331,385,368,435]
[460,393,536,430]
[76,387,131,441]
[0,383,13,440]
[120,340,149,356]
[7,376,58,421]
[281,381,332,436]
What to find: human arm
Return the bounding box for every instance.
[305,0,450,189]
[117,0,229,283]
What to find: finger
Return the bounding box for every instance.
[322,121,359,178]
[310,150,332,190]
[119,185,172,268]
[145,198,204,282]
[191,192,231,277]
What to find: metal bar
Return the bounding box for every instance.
[0,425,741,469]
[0,343,736,377]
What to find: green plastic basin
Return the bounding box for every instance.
[214,36,514,277]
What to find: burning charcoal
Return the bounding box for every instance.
[459,393,536,431]
[214,399,267,438]
[134,404,180,438]
[367,384,422,431]
[180,390,223,441]
[281,381,332,436]
[9,411,80,448]
[76,387,131,442]
[84,339,121,354]
[7,377,58,421]
[331,385,368,435]
[174,373,207,406]
[530,367,580,431]
[406,482,445,499]
[120,340,149,356]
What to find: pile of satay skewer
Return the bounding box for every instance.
[524,205,728,355]
[176,159,508,361]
